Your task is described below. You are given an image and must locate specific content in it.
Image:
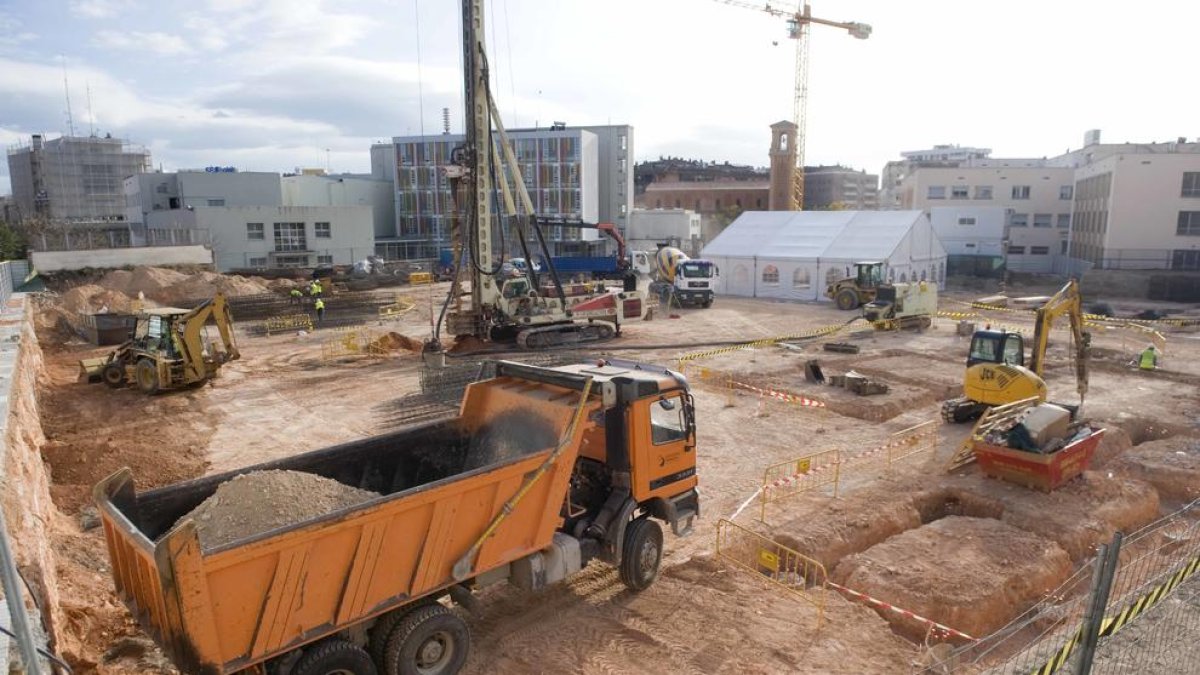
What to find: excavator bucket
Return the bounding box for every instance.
[79,357,109,384]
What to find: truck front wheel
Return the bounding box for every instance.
[619,518,663,591]
[383,604,470,675]
[293,638,377,675]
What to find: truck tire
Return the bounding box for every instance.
[835,288,859,311]
[293,638,377,675]
[382,603,470,675]
[369,600,438,670]
[619,517,663,592]
[135,359,160,395]
[102,363,125,388]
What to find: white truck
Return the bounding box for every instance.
[632,247,718,309]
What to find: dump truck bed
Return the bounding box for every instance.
[95,369,597,674]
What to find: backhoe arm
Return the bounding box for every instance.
[179,293,240,381]
[1028,280,1088,401]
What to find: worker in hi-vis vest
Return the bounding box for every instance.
[1139,344,1158,371]
[314,297,326,324]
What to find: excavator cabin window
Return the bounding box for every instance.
[968,332,1024,367]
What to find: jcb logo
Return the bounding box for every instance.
[980,368,996,381]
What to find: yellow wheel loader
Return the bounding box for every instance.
[79,293,240,394]
[941,280,1089,422]
[825,261,886,310]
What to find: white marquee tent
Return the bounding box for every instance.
[700,210,948,301]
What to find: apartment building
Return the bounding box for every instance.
[900,165,1075,273]
[880,145,991,209]
[378,124,630,260]
[803,165,880,210]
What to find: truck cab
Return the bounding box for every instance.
[673,259,717,308]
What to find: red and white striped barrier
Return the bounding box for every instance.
[828,581,976,642]
[731,380,826,408]
[766,461,836,491]
[842,430,937,468]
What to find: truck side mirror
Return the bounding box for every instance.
[658,398,676,411]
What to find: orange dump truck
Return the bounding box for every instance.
[94,359,700,675]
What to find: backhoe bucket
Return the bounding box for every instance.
[79,357,108,384]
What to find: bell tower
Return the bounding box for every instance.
[768,120,798,211]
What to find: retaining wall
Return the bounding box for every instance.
[32,245,212,272]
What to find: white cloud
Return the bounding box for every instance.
[93,29,192,56]
[0,11,36,52]
[69,0,135,19]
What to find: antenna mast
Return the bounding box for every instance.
[61,57,76,136]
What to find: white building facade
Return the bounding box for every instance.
[627,208,702,256]
[125,170,375,272]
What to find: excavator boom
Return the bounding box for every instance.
[1028,280,1089,400]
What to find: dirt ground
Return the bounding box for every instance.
[28,278,1200,673]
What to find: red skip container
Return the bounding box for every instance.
[974,428,1106,492]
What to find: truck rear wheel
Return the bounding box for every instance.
[102,363,125,388]
[619,517,663,591]
[383,603,469,675]
[835,288,859,311]
[135,359,160,395]
[293,638,377,675]
[369,600,438,670]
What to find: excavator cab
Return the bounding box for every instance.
[855,261,885,289]
[967,330,1024,368]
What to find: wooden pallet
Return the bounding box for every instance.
[945,396,1040,471]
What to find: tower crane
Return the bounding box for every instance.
[716,1,871,210]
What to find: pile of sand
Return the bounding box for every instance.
[60,284,144,316]
[175,470,379,550]
[369,332,423,353]
[96,266,272,305]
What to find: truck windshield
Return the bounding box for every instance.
[681,263,713,278]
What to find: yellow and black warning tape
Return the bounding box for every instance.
[675,323,846,364]
[1099,552,1200,639]
[955,298,1200,327]
[1031,552,1200,674]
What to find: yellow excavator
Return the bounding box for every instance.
[79,293,240,394]
[941,279,1089,423]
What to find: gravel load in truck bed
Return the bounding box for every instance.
[175,470,380,550]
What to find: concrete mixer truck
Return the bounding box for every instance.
[632,247,718,308]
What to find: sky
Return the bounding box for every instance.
[1,0,1198,196]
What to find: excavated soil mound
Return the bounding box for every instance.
[96,266,272,305]
[176,470,379,550]
[60,284,142,316]
[369,332,422,353]
[834,516,1072,640]
[1111,436,1200,504]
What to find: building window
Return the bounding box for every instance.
[273,222,308,251]
[1012,185,1031,199]
[715,199,722,209]
[317,254,334,265]
[1059,185,1073,200]
[656,199,662,208]
[618,134,627,152]
[1057,214,1070,229]
[1173,250,1200,270]
[1033,213,1052,228]
[619,204,627,216]
[248,256,267,267]
[1060,241,1069,255]
[1178,211,1200,235]
[675,199,681,208]
[965,243,976,248]
[951,185,969,199]
[958,217,976,226]
[756,198,763,208]
[618,158,627,173]
[155,183,169,194]
[974,185,993,200]
[793,268,811,289]
[1010,213,1028,227]
[1031,246,1050,255]
[274,255,310,268]
[761,265,779,285]
[1008,245,1026,254]
[927,186,946,200]
[246,222,264,240]
[1176,172,1200,198]
[315,221,332,238]
[207,199,225,207]
[695,200,702,211]
[735,199,742,208]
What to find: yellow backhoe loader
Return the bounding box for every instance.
[79,293,240,394]
[941,280,1089,423]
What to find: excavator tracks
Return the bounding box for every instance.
[941,397,987,424]
[516,321,617,349]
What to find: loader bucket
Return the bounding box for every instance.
[79,357,108,384]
